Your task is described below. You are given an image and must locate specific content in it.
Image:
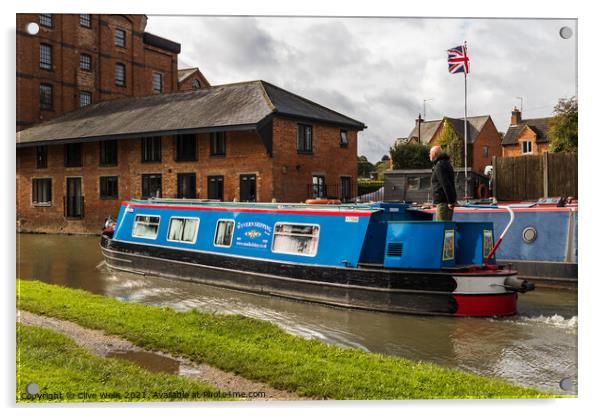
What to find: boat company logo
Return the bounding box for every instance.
[245,230,262,239]
[235,221,272,249]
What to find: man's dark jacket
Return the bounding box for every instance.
[431,153,457,204]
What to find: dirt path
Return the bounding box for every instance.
[18,310,302,401]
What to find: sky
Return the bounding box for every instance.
[146,16,577,163]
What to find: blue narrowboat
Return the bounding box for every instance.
[100,199,534,317]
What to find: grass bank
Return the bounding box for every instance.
[17,279,558,400]
[17,323,226,403]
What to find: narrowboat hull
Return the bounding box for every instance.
[101,235,519,317]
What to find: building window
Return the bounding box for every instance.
[64,143,82,167]
[482,145,489,158]
[115,63,126,87]
[99,140,118,166]
[39,14,52,28]
[115,28,126,48]
[177,173,197,199]
[79,91,92,107]
[240,174,256,202]
[521,141,533,154]
[297,124,313,153]
[39,84,53,110]
[176,134,197,161]
[210,132,226,156]
[214,220,235,248]
[141,137,161,163]
[132,215,160,239]
[192,79,201,89]
[80,54,91,71]
[80,14,91,28]
[32,178,52,205]
[141,174,162,199]
[208,176,224,201]
[340,130,349,147]
[99,176,118,199]
[272,223,320,257]
[36,146,48,169]
[312,175,326,198]
[407,176,420,191]
[39,43,52,70]
[153,73,162,94]
[340,176,352,201]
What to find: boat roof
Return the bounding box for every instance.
[125,198,384,213]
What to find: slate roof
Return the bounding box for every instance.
[501,117,554,145]
[407,115,490,145]
[16,81,365,147]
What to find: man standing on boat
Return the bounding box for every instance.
[429,145,457,221]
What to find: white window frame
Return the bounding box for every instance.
[166,216,199,245]
[271,222,320,257]
[132,214,161,240]
[213,219,235,248]
[521,140,533,154]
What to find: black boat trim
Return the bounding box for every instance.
[101,243,459,296]
[102,236,459,292]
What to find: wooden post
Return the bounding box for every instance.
[542,152,549,198]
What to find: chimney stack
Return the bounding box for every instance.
[511,107,522,125]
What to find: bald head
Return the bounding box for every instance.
[429,145,442,162]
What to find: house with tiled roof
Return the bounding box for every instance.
[501,108,554,156]
[403,114,502,173]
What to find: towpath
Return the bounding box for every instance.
[18,310,303,401]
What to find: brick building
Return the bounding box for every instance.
[178,67,211,91]
[404,115,502,174]
[17,14,182,130]
[16,81,365,234]
[501,108,553,156]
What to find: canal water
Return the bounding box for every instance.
[16,233,578,394]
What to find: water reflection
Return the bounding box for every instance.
[17,233,577,393]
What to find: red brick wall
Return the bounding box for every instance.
[471,118,503,174]
[16,14,178,130]
[271,117,358,202]
[502,127,549,157]
[16,130,273,234]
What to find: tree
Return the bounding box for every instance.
[549,97,578,153]
[438,118,471,167]
[389,141,432,169]
[357,155,376,178]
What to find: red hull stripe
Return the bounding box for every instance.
[426,207,577,213]
[453,293,517,317]
[122,202,375,217]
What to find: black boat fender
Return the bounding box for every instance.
[503,275,535,293]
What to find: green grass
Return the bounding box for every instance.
[16,323,228,403]
[17,279,559,400]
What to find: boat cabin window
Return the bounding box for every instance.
[272,223,319,256]
[132,215,160,239]
[167,217,199,244]
[214,220,234,247]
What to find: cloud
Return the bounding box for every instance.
[147,16,576,164]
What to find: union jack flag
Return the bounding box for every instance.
[447,44,470,74]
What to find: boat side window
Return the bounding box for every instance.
[167,217,199,244]
[214,220,235,247]
[272,223,320,256]
[132,215,160,239]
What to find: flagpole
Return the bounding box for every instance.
[463,42,468,201]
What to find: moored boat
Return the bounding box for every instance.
[100,199,534,317]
